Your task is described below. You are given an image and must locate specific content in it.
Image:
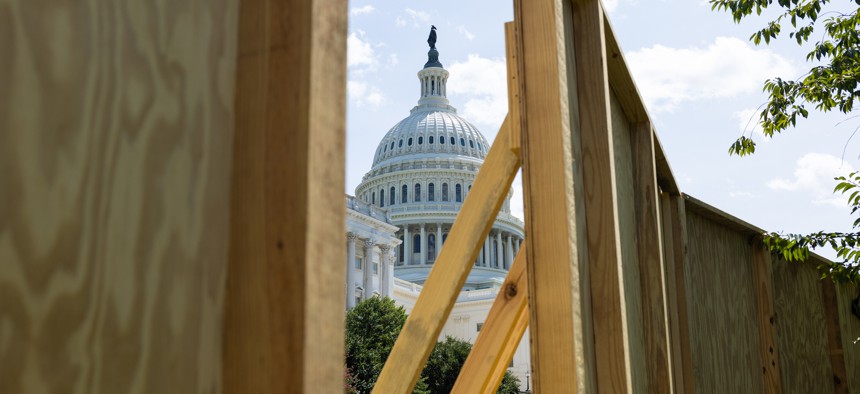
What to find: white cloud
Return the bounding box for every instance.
[510,171,524,221]
[447,54,508,130]
[350,5,375,16]
[458,26,475,41]
[348,80,385,108]
[347,30,378,70]
[387,54,399,68]
[402,8,431,28]
[395,16,407,27]
[625,37,796,112]
[767,153,854,207]
[603,0,619,12]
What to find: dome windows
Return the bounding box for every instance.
[399,139,403,147]
[402,185,408,203]
[455,184,462,202]
[440,136,446,144]
[450,137,455,145]
[442,183,449,201]
[460,138,465,146]
[428,183,435,201]
[469,140,474,148]
[429,136,434,144]
[418,136,423,145]
[414,183,422,202]
[380,189,385,207]
[390,141,395,150]
[408,137,413,146]
[390,187,396,205]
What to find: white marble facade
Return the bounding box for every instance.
[344,39,530,388]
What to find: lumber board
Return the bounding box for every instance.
[514,0,594,390]
[0,1,237,392]
[660,194,688,393]
[823,280,853,393]
[572,1,631,391]
[770,258,834,392]
[751,239,783,394]
[603,17,649,123]
[504,22,523,154]
[684,210,763,393]
[452,245,529,394]
[610,92,647,393]
[631,123,672,393]
[223,0,348,392]
[373,116,520,393]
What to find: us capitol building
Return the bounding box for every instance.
[345,32,530,387]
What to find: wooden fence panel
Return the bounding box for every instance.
[772,260,834,392]
[0,1,238,392]
[684,209,763,393]
[834,282,860,391]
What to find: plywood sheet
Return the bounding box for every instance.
[772,260,834,392]
[0,1,238,392]
[684,211,763,393]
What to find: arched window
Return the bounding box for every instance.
[469,140,474,148]
[440,136,446,144]
[428,234,436,262]
[450,137,455,145]
[429,136,434,144]
[442,183,449,202]
[414,183,422,202]
[372,191,376,205]
[399,139,403,147]
[402,185,408,203]
[390,187,395,205]
[428,183,435,201]
[418,136,423,145]
[408,137,413,146]
[413,234,421,253]
[477,142,482,150]
[380,189,385,207]
[455,184,462,202]
[460,138,465,146]
[391,141,395,150]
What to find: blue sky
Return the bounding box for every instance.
[345,0,859,258]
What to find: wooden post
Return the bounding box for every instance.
[571,0,632,391]
[631,123,673,392]
[223,0,348,392]
[373,117,521,393]
[662,194,694,393]
[821,279,849,394]
[515,0,595,390]
[452,246,529,394]
[751,238,782,393]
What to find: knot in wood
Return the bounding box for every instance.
[505,283,518,299]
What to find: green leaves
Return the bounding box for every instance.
[729,135,757,156]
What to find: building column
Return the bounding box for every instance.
[387,249,396,298]
[477,242,483,266]
[363,239,375,300]
[495,232,503,268]
[505,233,514,270]
[484,235,491,267]
[404,225,411,265]
[436,224,443,261]
[379,245,390,299]
[514,237,520,256]
[346,232,357,309]
[420,224,427,265]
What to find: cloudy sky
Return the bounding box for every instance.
[345,0,859,259]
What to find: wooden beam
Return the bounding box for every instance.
[572,1,631,392]
[505,22,524,154]
[821,279,849,394]
[604,18,649,123]
[223,0,348,392]
[751,238,782,394]
[373,116,521,393]
[515,0,593,390]
[452,245,529,394]
[662,195,694,393]
[631,123,673,393]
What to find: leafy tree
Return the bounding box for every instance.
[422,336,522,394]
[712,0,860,283]
[345,298,522,393]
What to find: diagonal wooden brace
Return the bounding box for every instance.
[372,115,522,393]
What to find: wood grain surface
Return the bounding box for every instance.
[223,0,348,392]
[684,210,763,393]
[0,1,238,392]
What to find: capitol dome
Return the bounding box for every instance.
[355,33,523,289]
